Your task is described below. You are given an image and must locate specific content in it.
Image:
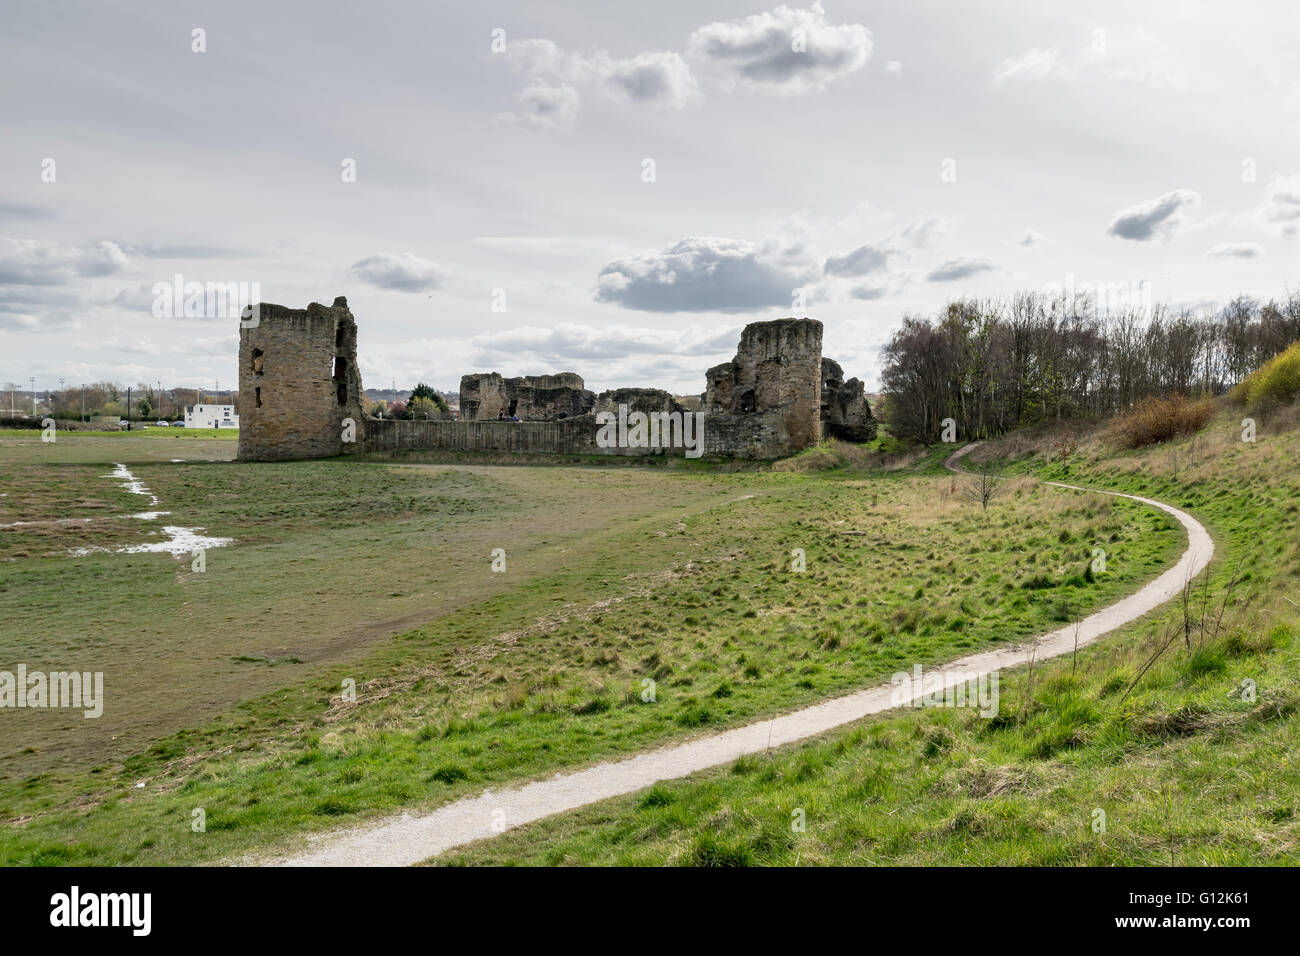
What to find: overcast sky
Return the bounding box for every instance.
[2,0,1298,396]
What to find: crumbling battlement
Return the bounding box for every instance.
[236,299,873,462]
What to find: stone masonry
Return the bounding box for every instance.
[237,297,367,461]
[701,318,825,457]
[236,299,873,462]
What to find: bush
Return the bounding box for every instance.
[1231,341,1300,406]
[1110,394,1214,449]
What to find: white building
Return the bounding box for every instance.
[184,403,239,429]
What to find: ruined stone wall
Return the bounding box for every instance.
[364,416,601,455]
[362,413,689,458]
[459,372,595,421]
[821,358,877,443]
[239,300,869,463]
[237,297,367,461]
[702,318,823,457]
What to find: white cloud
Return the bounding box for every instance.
[993,47,1068,85]
[884,60,902,76]
[817,213,954,301]
[595,236,814,312]
[494,39,698,129]
[348,252,448,292]
[469,321,738,367]
[1017,229,1044,246]
[688,2,872,95]
[1106,189,1201,241]
[993,30,1187,90]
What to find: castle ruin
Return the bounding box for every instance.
[237,297,873,462]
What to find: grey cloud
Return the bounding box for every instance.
[850,284,889,300]
[898,213,953,248]
[689,3,872,95]
[0,238,128,285]
[1261,172,1300,231]
[598,51,697,108]
[506,79,580,131]
[120,242,246,259]
[926,257,995,282]
[824,243,890,277]
[0,202,55,220]
[1107,189,1200,241]
[1207,243,1263,259]
[595,236,811,312]
[348,252,448,292]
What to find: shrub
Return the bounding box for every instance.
[1231,341,1300,406]
[1110,394,1214,449]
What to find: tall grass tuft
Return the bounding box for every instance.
[1110,394,1214,449]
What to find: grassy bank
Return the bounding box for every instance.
[0,429,1176,864]
[439,405,1300,865]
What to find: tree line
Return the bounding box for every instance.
[2,382,225,422]
[880,289,1300,444]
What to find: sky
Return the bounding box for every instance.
[1,0,1298,396]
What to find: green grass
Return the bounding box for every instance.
[437,404,1300,866]
[0,427,238,439]
[0,428,1178,865]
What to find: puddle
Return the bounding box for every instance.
[106,462,160,507]
[1,517,95,529]
[65,464,233,557]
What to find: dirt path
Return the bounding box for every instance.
[265,445,1214,866]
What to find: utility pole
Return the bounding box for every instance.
[126,386,132,431]
[29,376,35,415]
[81,384,86,422]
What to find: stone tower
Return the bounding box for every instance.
[703,318,824,455]
[237,296,367,461]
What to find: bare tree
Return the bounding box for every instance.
[962,467,1002,510]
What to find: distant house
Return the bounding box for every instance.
[184,403,239,429]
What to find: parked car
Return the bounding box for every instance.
[156,420,168,426]
[171,421,185,427]
[118,420,130,427]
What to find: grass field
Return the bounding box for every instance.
[0,427,239,441]
[0,428,1181,865]
[438,406,1300,865]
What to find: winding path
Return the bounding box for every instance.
[267,445,1213,866]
